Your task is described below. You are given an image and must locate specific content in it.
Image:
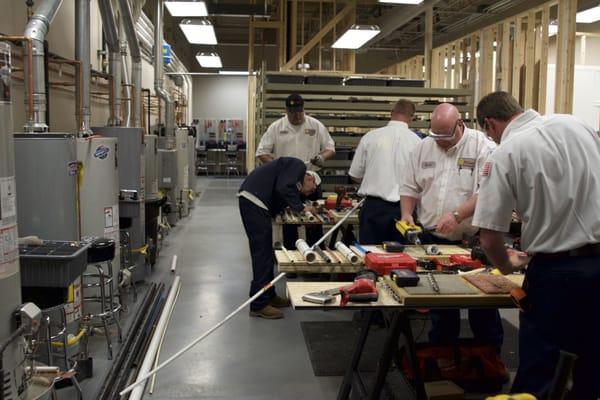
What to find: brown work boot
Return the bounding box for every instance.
[270,295,291,308]
[249,305,284,319]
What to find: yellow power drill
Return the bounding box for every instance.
[395,220,423,245]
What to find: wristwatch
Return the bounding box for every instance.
[452,211,461,223]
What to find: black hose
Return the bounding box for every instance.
[95,283,158,400]
[0,325,27,400]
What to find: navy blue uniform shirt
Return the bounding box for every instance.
[239,157,306,214]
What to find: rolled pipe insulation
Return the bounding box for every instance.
[335,242,359,264]
[296,239,316,263]
[303,212,317,223]
[128,276,181,400]
[120,272,287,396]
[170,255,177,272]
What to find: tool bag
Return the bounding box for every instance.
[400,340,509,392]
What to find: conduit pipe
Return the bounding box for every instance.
[128,276,181,400]
[98,0,122,126]
[154,0,175,137]
[75,0,91,135]
[23,0,63,132]
[118,0,142,128]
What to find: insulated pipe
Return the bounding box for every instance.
[296,239,316,263]
[154,0,175,137]
[118,0,142,127]
[120,272,287,397]
[98,0,122,126]
[128,276,181,400]
[335,242,359,264]
[23,0,63,132]
[75,0,91,135]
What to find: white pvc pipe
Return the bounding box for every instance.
[128,276,181,400]
[120,272,287,397]
[335,242,359,264]
[296,239,316,263]
[170,255,177,272]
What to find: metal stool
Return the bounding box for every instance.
[119,230,138,302]
[225,144,240,176]
[41,305,83,400]
[82,238,122,360]
[196,146,209,175]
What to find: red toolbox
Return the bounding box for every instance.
[364,252,417,275]
[448,255,483,269]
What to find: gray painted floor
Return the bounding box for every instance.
[65,176,519,400]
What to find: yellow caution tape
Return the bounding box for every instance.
[131,244,149,255]
[52,328,86,348]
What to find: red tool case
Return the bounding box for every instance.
[364,252,417,275]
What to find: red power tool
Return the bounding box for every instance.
[301,270,378,306]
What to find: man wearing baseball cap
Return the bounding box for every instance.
[256,94,335,251]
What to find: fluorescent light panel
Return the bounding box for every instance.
[179,20,217,44]
[378,0,424,4]
[196,52,222,68]
[332,25,380,49]
[576,5,600,23]
[219,71,249,75]
[165,1,208,17]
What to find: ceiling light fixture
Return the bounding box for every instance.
[576,5,600,23]
[165,1,208,17]
[378,0,424,4]
[179,19,217,44]
[218,71,250,75]
[196,52,222,68]
[332,25,381,49]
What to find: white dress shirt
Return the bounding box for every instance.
[256,115,335,170]
[349,120,421,202]
[400,127,496,241]
[472,109,600,253]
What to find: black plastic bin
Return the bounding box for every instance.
[386,79,425,87]
[345,78,387,86]
[266,74,305,84]
[305,76,344,85]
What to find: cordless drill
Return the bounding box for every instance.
[339,270,378,306]
[395,220,424,245]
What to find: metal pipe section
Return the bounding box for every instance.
[98,0,122,126]
[75,0,91,135]
[118,0,142,128]
[296,239,317,263]
[154,0,175,136]
[129,276,181,400]
[22,0,63,132]
[121,272,287,396]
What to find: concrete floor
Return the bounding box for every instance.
[68,176,519,400]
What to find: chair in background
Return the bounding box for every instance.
[224,144,240,176]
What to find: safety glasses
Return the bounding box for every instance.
[428,119,461,140]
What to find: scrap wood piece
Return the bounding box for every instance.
[462,274,520,294]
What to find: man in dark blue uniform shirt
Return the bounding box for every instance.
[238,157,320,319]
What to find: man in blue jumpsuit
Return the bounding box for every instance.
[238,157,320,319]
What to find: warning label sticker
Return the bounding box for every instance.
[0,224,19,278]
[0,176,17,224]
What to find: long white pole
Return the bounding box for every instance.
[128,276,181,400]
[120,272,287,397]
[311,198,365,250]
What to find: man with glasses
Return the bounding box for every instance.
[349,99,421,244]
[399,103,501,348]
[256,94,335,252]
[473,91,600,398]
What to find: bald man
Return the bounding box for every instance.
[399,103,501,348]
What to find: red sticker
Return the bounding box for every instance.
[482,161,492,177]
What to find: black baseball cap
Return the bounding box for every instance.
[285,94,304,112]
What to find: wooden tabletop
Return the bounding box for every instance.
[275,249,364,273]
[287,274,524,310]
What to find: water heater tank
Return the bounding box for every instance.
[0,41,27,400]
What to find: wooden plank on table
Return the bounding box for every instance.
[275,250,362,267]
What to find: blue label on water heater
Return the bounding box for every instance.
[94,145,110,160]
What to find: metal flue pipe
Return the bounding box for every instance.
[154,0,175,136]
[118,0,142,128]
[23,0,63,132]
[98,0,122,126]
[75,0,91,135]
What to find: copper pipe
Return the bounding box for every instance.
[48,58,84,132]
[49,82,77,86]
[0,36,34,123]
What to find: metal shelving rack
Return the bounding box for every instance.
[249,67,474,191]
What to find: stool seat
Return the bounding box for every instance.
[87,238,115,263]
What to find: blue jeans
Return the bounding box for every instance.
[511,254,600,399]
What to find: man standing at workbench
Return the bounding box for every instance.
[238,157,320,319]
[399,103,502,349]
[349,99,421,244]
[256,94,335,250]
[473,91,600,399]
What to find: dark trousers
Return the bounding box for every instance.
[422,234,504,349]
[511,254,600,399]
[239,197,276,311]
[283,224,323,249]
[358,196,404,244]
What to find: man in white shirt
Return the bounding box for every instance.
[256,94,335,251]
[399,103,502,349]
[349,99,421,244]
[473,91,600,399]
